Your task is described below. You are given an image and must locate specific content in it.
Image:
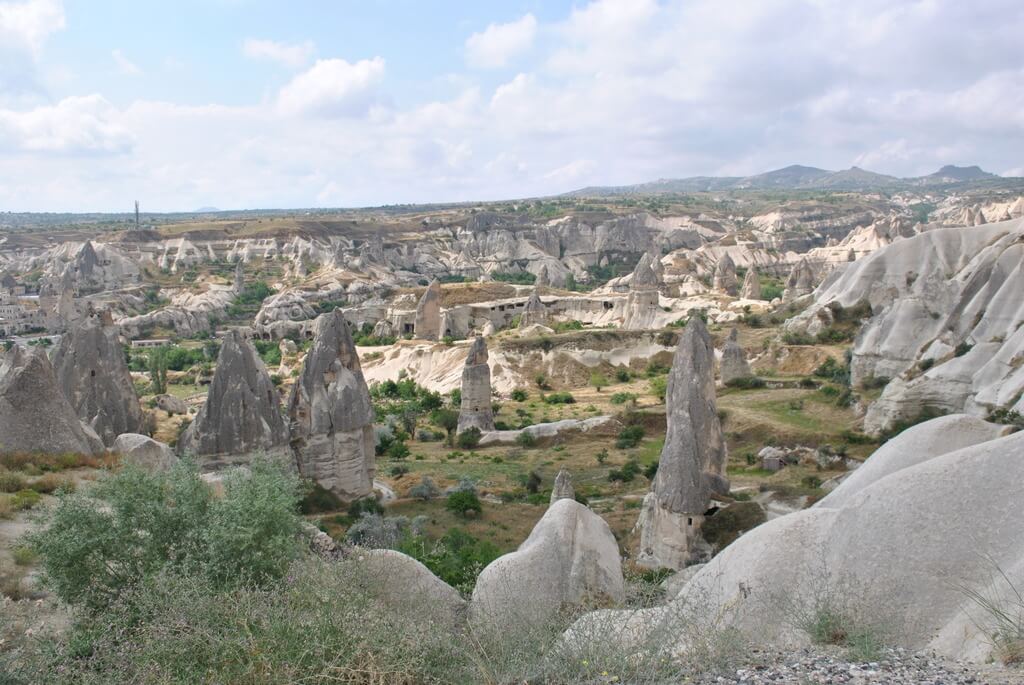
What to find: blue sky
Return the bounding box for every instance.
[1,0,1023,212]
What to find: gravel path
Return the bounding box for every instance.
[702,648,1024,684]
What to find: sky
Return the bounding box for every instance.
[0,0,1022,212]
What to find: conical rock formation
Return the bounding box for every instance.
[414,280,442,341]
[622,253,661,330]
[457,337,495,433]
[177,330,288,460]
[550,467,575,504]
[712,253,738,295]
[518,289,548,328]
[740,266,761,300]
[0,345,102,455]
[52,315,145,446]
[719,328,752,386]
[636,317,728,570]
[287,311,376,500]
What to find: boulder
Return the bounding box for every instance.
[0,345,101,456]
[353,549,466,626]
[112,433,176,472]
[457,337,495,433]
[155,393,189,415]
[740,266,761,300]
[471,499,624,627]
[414,280,442,341]
[550,467,575,504]
[567,420,1024,663]
[52,315,146,446]
[719,328,752,385]
[636,317,728,570]
[286,311,376,501]
[177,330,289,460]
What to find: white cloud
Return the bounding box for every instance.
[0,94,132,153]
[112,49,142,76]
[242,38,315,68]
[276,57,385,117]
[0,0,65,97]
[465,14,536,68]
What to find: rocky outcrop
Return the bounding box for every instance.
[352,549,466,626]
[457,337,495,433]
[550,467,575,504]
[719,328,752,385]
[155,394,189,415]
[414,280,442,341]
[740,266,761,300]
[568,417,1024,663]
[518,289,548,328]
[636,317,728,570]
[0,345,102,455]
[712,253,738,295]
[112,433,176,472]
[782,257,815,302]
[52,315,146,446]
[622,253,661,331]
[177,331,289,460]
[286,311,376,501]
[786,218,1024,435]
[471,498,624,627]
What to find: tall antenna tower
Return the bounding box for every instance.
[134,200,140,230]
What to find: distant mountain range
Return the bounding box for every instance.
[564,164,1007,196]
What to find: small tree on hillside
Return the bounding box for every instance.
[590,372,608,392]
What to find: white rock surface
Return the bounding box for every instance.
[112,433,177,472]
[471,498,624,627]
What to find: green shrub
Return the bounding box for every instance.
[27,458,302,613]
[616,425,645,449]
[609,459,642,482]
[0,469,27,493]
[724,376,765,389]
[701,502,766,549]
[409,476,441,501]
[782,331,815,345]
[515,431,537,448]
[510,389,528,402]
[615,368,632,383]
[347,496,384,520]
[610,392,638,405]
[954,341,973,357]
[387,441,411,460]
[11,489,41,510]
[649,376,668,402]
[456,427,482,449]
[918,358,935,372]
[445,490,482,518]
[300,482,344,514]
[542,391,575,405]
[987,408,1024,429]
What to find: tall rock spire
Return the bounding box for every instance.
[636,316,728,569]
[414,279,442,341]
[457,337,495,433]
[287,311,376,501]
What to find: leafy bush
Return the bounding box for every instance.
[609,459,642,482]
[510,388,528,402]
[445,490,482,518]
[456,427,482,449]
[589,372,609,391]
[27,458,302,612]
[813,357,850,385]
[542,391,576,405]
[649,376,668,401]
[814,327,855,344]
[398,527,500,594]
[526,471,542,494]
[11,489,41,510]
[724,376,765,389]
[387,441,411,460]
[615,368,632,383]
[616,425,645,449]
[0,469,27,493]
[701,502,766,549]
[610,392,638,405]
[347,496,384,520]
[515,431,537,448]
[954,341,974,357]
[409,476,441,501]
[918,358,935,372]
[300,482,344,514]
[492,271,536,285]
[987,408,1024,429]
[782,331,815,345]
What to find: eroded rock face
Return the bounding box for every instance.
[0,345,101,455]
[471,498,624,627]
[740,266,762,300]
[719,328,752,385]
[286,311,375,500]
[712,253,738,294]
[457,337,495,433]
[786,219,1024,435]
[52,315,145,446]
[568,418,1024,663]
[550,467,575,504]
[636,317,727,570]
[155,394,188,415]
[112,433,176,472]
[177,331,288,460]
[414,280,442,341]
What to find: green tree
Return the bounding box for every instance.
[590,372,609,392]
[445,490,482,518]
[148,347,168,394]
[431,409,460,446]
